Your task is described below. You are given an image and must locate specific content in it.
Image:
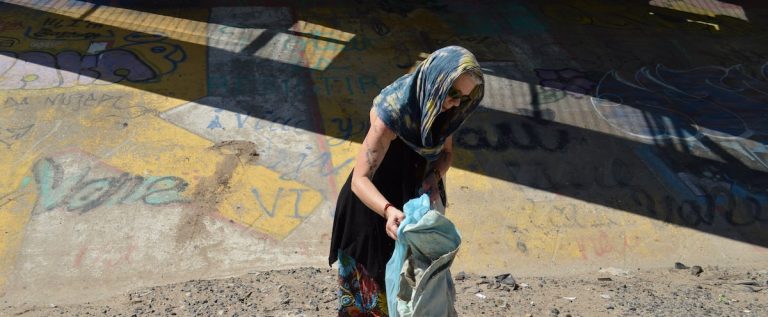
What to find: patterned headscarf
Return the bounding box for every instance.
[373,46,484,161]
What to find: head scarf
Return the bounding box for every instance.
[373,46,484,161]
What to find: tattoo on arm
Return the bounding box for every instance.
[365,146,379,179]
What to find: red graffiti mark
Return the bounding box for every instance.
[73,245,88,268]
[592,231,615,257]
[577,231,617,259]
[103,244,136,268]
[576,240,589,260]
[72,242,137,269]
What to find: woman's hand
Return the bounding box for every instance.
[385,207,405,240]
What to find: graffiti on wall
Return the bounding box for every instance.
[592,63,768,169]
[0,33,186,90]
[25,17,114,41]
[457,100,767,258]
[217,164,323,239]
[634,147,768,231]
[33,153,189,214]
[0,123,34,149]
[455,119,570,153]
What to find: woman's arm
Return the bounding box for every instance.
[434,135,453,179]
[351,108,404,239]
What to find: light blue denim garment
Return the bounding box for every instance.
[385,194,431,316]
[385,194,461,317]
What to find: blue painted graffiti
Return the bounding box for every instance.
[250,187,309,218]
[592,64,768,139]
[206,109,307,132]
[33,157,188,213]
[327,117,368,146]
[592,63,768,169]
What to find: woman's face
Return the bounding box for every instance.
[441,73,476,113]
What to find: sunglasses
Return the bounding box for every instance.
[447,86,473,104]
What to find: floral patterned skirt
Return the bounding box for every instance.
[337,250,389,317]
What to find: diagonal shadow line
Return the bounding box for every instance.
[77,3,100,20]
[239,29,278,56]
[283,29,350,46]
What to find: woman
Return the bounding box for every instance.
[329,46,484,316]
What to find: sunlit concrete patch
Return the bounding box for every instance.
[447,175,757,276]
[80,114,219,189]
[2,1,350,70]
[281,20,355,70]
[650,0,748,21]
[217,164,322,239]
[212,10,355,70]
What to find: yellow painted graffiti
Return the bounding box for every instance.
[218,164,322,239]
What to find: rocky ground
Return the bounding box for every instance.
[3,263,766,316]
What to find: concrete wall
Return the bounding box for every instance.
[0,0,766,304]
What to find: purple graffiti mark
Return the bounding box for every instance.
[535,68,596,98]
[121,33,186,75]
[0,50,154,89]
[592,64,768,141]
[0,33,186,90]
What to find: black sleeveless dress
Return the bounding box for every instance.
[329,137,430,288]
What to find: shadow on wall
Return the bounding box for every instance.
[1,0,767,247]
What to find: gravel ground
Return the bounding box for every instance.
[3,263,766,316]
